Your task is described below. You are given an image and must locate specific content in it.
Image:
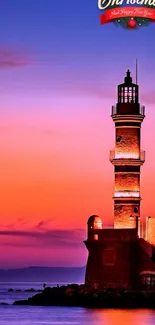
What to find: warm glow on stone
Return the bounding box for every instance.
[115,174,140,192]
[88,216,103,230]
[110,71,145,232]
[114,191,140,197]
[146,217,155,246]
[94,234,98,240]
[94,221,102,229]
[116,128,140,155]
[114,204,138,229]
[115,153,139,159]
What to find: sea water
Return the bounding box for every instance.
[0,282,155,325]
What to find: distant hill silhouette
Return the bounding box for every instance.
[0,266,86,283]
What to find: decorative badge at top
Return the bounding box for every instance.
[98,0,155,28]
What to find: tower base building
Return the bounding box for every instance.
[84,70,155,290]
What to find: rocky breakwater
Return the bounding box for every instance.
[13,284,155,308]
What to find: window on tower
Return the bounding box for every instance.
[129,87,132,102]
[118,85,138,104]
[117,70,139,109]
[132,87,136,103]
[140,273,155,290]
[120,87,136,103]
[124,88,128,103]
[134,207,139,214]
[116,136,122,142]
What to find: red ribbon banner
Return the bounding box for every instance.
[100,6,155,24]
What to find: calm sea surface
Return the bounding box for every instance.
[0,282,155,325]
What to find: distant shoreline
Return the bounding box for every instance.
[0,266,85,283]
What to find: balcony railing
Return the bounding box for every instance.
[140,105,145,116]
[112,106,117,115]
[110,150,145,162]
[111,105,145,116]
[140,150,145,162]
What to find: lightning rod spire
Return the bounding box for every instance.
[136,58,138,85]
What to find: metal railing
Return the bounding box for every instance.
[111,105,145,116]
[109,150,115,161]
[140,105,145,116]
[140,150,145,162]
[111,106,117,115]
[110,150,145,162]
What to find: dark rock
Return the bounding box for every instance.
[14,300,30,305]
[0,302,9,305]
[24,288,36,292]
[8,288,13,292]
[13,284,155,308]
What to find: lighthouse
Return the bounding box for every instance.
[84,69,155,289]
[110,69,145,230]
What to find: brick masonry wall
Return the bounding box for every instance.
[114,204,138,229]
[147,218,155,246]
[85,241,132,288]
[115,173,140,192]
[116,128,140,156]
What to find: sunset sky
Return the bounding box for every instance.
[0,0,155,268]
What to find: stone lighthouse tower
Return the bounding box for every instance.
[84,69,155,289]
[110,70,145,230]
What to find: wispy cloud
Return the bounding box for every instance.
[0,226,85,249]
[36,219,55,231]
[0,47,31,68]
[0,218,27,230]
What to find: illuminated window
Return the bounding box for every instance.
[140,274,155,290]
[119,86,137,103]
[94,234,98,240]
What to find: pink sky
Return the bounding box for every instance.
[0,0,155,267]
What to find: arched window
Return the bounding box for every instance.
[140,273,155,290]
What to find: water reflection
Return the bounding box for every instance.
[86,309,155,325]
